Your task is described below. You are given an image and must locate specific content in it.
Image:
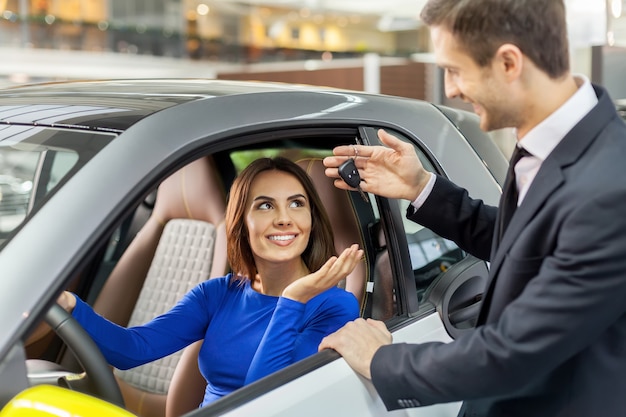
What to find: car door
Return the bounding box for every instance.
[188,121,499,417]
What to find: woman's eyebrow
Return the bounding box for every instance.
[289,193,307,200]
[252,195,274,202]
[253,193,307,201]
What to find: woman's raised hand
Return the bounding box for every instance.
[281,244,364,303]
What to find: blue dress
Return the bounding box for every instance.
[72,273,359,406]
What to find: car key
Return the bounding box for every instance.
[338,158,369,202]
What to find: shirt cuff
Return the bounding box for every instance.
[410,173,436,210]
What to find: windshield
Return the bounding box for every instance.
[0,125,116,247]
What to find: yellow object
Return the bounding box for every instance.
[0,385,135,417]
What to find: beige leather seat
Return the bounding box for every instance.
[91,156,228,417]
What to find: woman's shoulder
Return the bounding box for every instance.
[194,273,246,296]
[302,287,360,322]
[321,286,354,298]
[186,273,250,310]
[313,286,359,309]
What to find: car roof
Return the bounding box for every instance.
[0,78,506,188]
[0,79,345,131]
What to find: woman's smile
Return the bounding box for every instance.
[268,233,298,244]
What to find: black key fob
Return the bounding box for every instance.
[338,158,361,188]
[338,158,369,202]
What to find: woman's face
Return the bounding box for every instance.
[245,170,312,268]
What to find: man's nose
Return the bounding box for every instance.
[444,72,460,99]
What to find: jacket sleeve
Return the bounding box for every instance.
[372,191,626,410]
[409,175,497,261]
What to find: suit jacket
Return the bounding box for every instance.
[371,85,626,417]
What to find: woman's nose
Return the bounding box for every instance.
[274,208,293,226]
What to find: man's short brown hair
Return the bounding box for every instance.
[420,0,569,78]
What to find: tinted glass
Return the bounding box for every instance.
[0,125,115,246]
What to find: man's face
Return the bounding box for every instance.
[431,26,519,132]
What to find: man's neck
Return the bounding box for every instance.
[516,73,578,139]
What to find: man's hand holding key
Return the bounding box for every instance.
[323,129,432,203]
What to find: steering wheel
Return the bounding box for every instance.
[44,303,125,408]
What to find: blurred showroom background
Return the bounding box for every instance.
[0,0,625,155]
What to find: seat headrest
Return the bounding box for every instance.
[152,157,226,226]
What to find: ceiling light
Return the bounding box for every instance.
[610,0,622,18]
[197,4,210,16]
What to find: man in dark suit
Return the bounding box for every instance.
[320,0,626,416]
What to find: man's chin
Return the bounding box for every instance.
[478,117,491,132]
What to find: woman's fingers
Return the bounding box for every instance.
[316,245,359,285]
[326,244,363,282]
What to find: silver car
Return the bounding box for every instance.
[0,79,506,417]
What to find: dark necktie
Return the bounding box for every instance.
[499,145,531,241]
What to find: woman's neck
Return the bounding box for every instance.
[252,259,309,296]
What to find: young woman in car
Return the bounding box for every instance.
[58,156,362,407]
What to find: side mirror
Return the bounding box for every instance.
[0,385,135,417]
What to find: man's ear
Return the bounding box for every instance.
[494,43,523,81]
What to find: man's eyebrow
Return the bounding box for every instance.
[437,61,457,70]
